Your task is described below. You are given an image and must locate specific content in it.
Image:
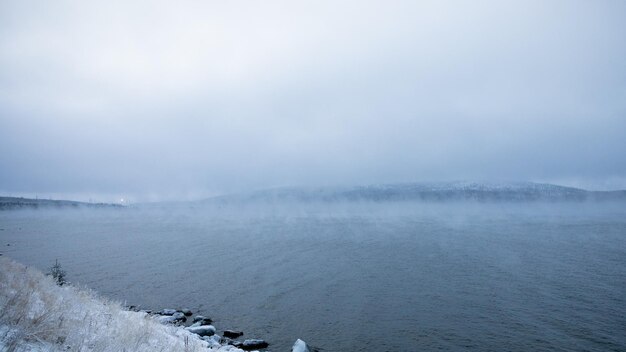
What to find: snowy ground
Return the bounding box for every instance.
[0,257,245,352]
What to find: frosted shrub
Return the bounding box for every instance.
[47,259,66,286]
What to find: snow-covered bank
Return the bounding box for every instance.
[0,257,246,352]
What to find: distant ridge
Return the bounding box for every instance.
[0,196,123,210]
[201,182,626,204]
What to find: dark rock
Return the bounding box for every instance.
[223,330,244,338]
[180,308,193,316]
[242,339,269,350]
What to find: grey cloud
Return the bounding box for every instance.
[1,0,626,201]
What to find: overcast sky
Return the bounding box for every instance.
[1,0,625,202]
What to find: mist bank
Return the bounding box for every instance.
[196,182,626,205]
[3,182,626,210]
[0,197,123,211]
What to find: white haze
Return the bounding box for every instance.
[1,0,625,202]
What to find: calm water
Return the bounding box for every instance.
[1,202,625,351]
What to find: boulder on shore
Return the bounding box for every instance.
[241,339,269,350]
[157,312,186,324]
[292,339,310,352]
[193,315,213,324]
[185,325,216,337]
[226,338,243,348]
[172,312,186,320]
[180,308,193,316]
[223,330,243,338]
[201,335,222,348]
[159,308,178,316]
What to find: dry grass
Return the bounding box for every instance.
[0,257,211,352]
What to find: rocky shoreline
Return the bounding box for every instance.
[1,256,311,352]
[125,305,310,352]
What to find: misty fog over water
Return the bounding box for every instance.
[2,202,625,351]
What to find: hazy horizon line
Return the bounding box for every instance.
[3,179,626,204]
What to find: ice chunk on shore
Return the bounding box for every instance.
[292,339,310,352]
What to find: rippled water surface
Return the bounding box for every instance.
[1,202,625,351]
